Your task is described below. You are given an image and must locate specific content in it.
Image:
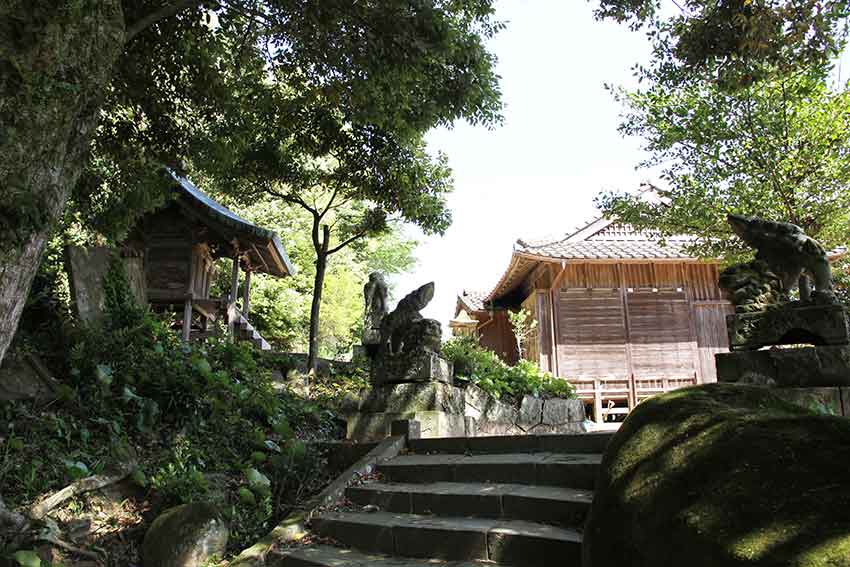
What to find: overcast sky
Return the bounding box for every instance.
[392,0,657,328]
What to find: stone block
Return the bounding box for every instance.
[391,419,421,439]
[727,304,850,351]
[66,246,146,325]
[526,423,585,435]
[412,489,502,518]
[541,398,585,425]
[464,383,491,416]
[488,522,582,567]
[482,397,519,424]
[371,351,453,385]
[464,416,478,437]
[474,420,523,437]
[517,395,544,430]
[371,382,464,414]
[347,410,465,441]
[717,346,850,387]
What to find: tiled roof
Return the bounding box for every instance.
[457,289,488,312]
[516,220,696,261]
[168,170,295,277]
[485,218,701,303]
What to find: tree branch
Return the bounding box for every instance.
[126,0,206,41]
[327,230,368,255]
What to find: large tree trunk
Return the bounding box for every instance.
[0,1,125,364]
[306,226,331,380]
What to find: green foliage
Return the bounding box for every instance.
[3,273,342,554]
[594,0,849,86]
[223,198,417,355]
[507,308,538,359]
[598,67,850,258]
[442,336,575,402]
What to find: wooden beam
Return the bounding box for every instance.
[618,263,637,410]
[549,261,568,378]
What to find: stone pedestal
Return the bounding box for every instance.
[370,351,453,386]
[727,304,850,351]
[346,382,467,441]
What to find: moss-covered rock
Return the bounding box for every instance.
[583,383,850,567]
[142,502,228,567]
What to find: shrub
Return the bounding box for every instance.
[442,336,575,402]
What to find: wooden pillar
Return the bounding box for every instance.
[228,255,240,341]
[242,270,252,318]
[182,245,198,343]
[182,296,193,342]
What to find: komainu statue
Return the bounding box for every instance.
[718,260,785,313]
[726,214,834,304]
[362,272,388,348]
[379,282,441,355]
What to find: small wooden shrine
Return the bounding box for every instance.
[125,171,293,347]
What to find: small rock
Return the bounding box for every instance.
[142,502,228,567]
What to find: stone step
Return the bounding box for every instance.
[346,482,592,527]
[311,511,581,567]
[378,453,602,490]
[276,544,492,567]
[408,432,614,455]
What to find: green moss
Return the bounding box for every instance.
[584,383,850,567]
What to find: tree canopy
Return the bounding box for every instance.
[0,0,504,364]
[593,0,850,85]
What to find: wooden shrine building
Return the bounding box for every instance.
[124,171,294,348]
[454,217,732,423]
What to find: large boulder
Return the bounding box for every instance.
[143,502,228,567]
[583,383,850,567]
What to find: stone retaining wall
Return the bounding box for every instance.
[344,382,586,441]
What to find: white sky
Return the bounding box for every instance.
[393,0,657,328]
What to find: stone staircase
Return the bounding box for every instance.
[236,314,271,351]
[276,432,613,567]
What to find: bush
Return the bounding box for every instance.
[442,336,575,402]
[3,259,342,555]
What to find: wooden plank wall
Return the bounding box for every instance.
[542,261,729,420]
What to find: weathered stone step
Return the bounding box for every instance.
[311,511,581,567]
[276,544,491,567]
[378,453,602,490]
[347,481,592,527]
[408,432,614,455]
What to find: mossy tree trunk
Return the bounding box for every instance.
[0,1,125,364]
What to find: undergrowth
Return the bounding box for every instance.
[1,254,344,560]
[442,335,575,402]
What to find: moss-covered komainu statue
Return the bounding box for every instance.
[718,259,785,313]
[726,213,834,303]
[583,383,850,567]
